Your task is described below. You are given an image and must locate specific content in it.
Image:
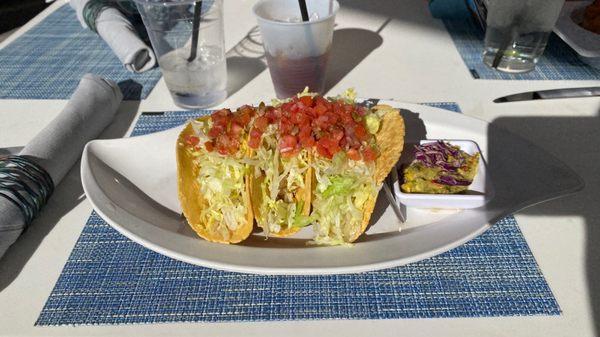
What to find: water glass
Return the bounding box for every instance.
[483,0,566,73]
[135,0,227,108]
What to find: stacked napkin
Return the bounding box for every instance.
[70,0,156,73]
[0,74,123,259]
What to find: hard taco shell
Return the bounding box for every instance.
[176,120,254,244]
[348,105,405,242]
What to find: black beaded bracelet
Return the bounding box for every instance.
[0,155,54,227]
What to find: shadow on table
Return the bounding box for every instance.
[324,28,383,93]
[0,88,142,292]
[226,26,267,97]
[118,79,146,102]
[489,110,600,334]
[340,0,447,33]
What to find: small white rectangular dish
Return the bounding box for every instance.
[554,1,600,69]
[393,140,493,209]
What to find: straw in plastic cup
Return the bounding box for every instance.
[135,0,227,108]
[253,0,339,99]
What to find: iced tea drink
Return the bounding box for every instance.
[253,0,339,98]
[265,50,330,98]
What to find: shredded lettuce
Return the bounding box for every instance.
[190,118,211,143]
[291,200,315,228]
[322,176,355,198]
[270,97,288,108]
[330,88,357,104]
[297,87,318,98]
[271,87,318,107]
[310,154,377,245]
[331,151,347,171]
[252,125,310,235]
[307,237,352,247]
[189,146,248,241]
[187,117,252,240]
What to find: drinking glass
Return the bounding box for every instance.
[253,0,339,99]
[135,0,227,108]
[483,0,566,73]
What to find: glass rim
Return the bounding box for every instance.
[252,0,340,26]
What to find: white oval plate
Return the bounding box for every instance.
[81,101,583,275]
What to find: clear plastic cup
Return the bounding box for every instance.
[135,0,227,108]
[253,0,339,99]
[483,0,566,73]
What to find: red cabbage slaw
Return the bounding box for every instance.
[414,141,472,186]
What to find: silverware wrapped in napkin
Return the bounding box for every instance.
[70,0,157,73]
[0,74,123,259]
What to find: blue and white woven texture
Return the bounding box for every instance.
[35,103,560,326]
[0,4,161,100]
[441,9,600,80]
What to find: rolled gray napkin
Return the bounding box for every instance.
[0,74,123,259]
[70,0,157,73]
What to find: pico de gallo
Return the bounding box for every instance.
[247,92,380,163]
[184,89,382,163]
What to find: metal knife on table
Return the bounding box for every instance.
[494,87,600,103]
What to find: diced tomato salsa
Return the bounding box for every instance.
[191,106,257,155]
[267,95,377,161]
[187,95,378,162]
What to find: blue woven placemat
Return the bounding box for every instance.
[35,103,560,326]
[0,4,161,100]
[439,4,600,80]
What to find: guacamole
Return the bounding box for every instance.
[401,141,479,194]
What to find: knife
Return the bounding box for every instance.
[494,87,600,103]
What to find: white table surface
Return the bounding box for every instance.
[1,0,599,336]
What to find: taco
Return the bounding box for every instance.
[297,91,405,245]
[176,106,256,244]
[248,103,313,237]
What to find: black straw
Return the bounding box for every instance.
[298,0,309,22]
[491,42,508,69]
[188,1,202,62]
[492,23,518,69]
